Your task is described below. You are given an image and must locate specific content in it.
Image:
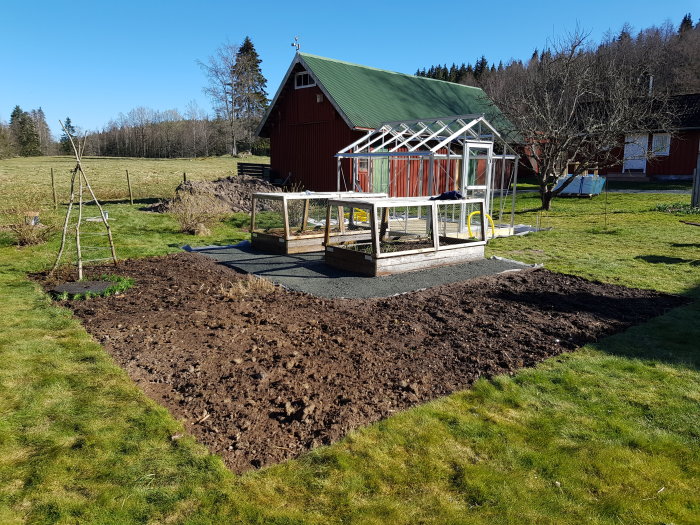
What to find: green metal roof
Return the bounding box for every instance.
[298,53,505,131]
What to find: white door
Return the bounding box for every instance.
[623,134,648,173]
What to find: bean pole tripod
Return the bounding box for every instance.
[50,121,117,279]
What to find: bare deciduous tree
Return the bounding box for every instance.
[486,29,678,210]
[197,42,240,156]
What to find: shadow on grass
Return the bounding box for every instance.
[496,288,688,323]
[53,198,162,208]
[635,254,700,266]
[670,242,700,248]
[590,291,700,370]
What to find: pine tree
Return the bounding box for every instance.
[474,55,488,81]
[60,117,76,155]
[232,36,268,152]
[30,108,52,155]
[679,13,693,33]
[9,106,41,156]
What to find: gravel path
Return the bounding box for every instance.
[192,244,534,298]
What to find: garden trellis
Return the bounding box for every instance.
[51,121,117,279]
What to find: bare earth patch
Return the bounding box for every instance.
[43,253,685,473]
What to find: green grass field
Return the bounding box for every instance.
[0,157,698,524]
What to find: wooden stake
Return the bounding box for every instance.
[50,168,57,209]
[183,172,187,183]
[76,173,84,280]
[51,169,77,274]
[301,199,310,232]
[126,169,133,205]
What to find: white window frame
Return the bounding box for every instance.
[651,133,671,156]
[294,71,316,89]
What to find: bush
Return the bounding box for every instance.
[168,191,229,235]
[4,209,54,246]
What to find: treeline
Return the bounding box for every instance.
[417,14,700,95]
[81,104,268,158]
[0,106,54,158]
[87,35,269,159]
[0,35,269,160]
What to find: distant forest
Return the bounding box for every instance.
[0,36,269,159]
[417,14,700,97]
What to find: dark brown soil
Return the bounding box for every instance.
[146,175,280,214]
[44,253,685,473]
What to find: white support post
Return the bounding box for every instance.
[485,143,494,219]
[431,201,439,250]
[428,156,434,197]
[498,148,507,221]
[459,143,469,233]
[337,158,341,192]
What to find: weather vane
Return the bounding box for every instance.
[291,36,300,51]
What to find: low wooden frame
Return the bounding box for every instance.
[250,191,387,254]
[324,196,487,276]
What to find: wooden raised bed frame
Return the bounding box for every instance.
[250,192,387,254]
[324,197,487,276]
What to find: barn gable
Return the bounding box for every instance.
[258,53,507,136]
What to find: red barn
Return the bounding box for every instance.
[257,53,509,193]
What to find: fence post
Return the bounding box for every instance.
[183,172,187,183]
[126,169,134,205]
[50,168,57,209]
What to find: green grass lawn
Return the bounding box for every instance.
[0,157,698,524]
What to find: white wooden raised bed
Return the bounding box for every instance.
[250,192,387,254]
[324,196,488,276]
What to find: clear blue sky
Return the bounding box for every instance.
[1,0,695,138]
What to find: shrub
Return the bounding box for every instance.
[4,209,55,246]
[219,275,277,300]
[168,191,229,234]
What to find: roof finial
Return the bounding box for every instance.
[291,36,300,52]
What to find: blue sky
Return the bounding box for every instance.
[1,0,696,137]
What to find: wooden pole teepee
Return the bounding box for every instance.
[50,121,117,279]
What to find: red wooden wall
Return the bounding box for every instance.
[601,131,699,176]
[261,67,363,191]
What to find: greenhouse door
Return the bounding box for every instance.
[372,152,390,194]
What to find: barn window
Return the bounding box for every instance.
[651,133,671,156]
[295,71,316,89]
[358,158,368,171]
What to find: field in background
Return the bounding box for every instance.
[0,156,698,523]
[0,155,269,218]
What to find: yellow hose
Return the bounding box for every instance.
[467,211,496,239]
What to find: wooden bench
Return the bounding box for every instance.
[237,162,270,178]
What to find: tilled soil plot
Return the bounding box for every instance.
[46,253,685,473]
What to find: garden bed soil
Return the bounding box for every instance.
[42,253,685,473]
